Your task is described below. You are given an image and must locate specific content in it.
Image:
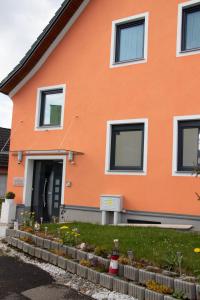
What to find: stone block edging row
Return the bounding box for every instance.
[5,229,200,300]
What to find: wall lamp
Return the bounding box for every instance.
[68,151,74,163]
[17,151,23,164]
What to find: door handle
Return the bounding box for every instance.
[43,178,48,207]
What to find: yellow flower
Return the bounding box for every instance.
[194,248,200,253]
[74,233,80,237]
[60,225,69,230]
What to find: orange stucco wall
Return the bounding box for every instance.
[7,0,200,215]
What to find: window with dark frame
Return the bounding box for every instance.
[115,18,145,63]
[110,123,144,171]
[177,120,200,171]
[181,4,200,52]
[39,89,63,127]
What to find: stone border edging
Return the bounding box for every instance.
[5,229,200,300]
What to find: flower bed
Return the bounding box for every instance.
[5,228,200,300]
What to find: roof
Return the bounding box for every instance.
[0,127,10,167]
[0,0,86,95]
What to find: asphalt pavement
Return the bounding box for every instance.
[0,254,92,300]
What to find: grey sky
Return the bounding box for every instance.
[0,0,63,128]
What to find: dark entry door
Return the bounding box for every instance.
[31,160,63,222]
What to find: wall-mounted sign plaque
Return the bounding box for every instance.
[13,177,24,187]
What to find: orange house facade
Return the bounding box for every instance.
[1,0,200,228]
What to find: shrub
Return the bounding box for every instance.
[80,259,91,267]
[94,263,108,273]
[94,246,108,258]
[118,255,131,265]
[20,211,35,227]
[60,226,80,246]
[5,191,15,199]
[172,290,188,299]
[146,280,173,295]
[20,236,35,245]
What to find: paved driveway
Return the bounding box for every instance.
[0,253,91,300]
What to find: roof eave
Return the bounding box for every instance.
[0,0,85,95]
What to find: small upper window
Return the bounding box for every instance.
[110,123,144,171]
[115,19,145,63]
[39,89,64,128]
[181,4,200,52]
[177,120,200,171]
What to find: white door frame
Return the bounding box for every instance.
[23,155,66,207]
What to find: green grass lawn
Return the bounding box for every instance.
[42,222,200,276]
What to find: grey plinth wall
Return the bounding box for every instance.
[15,204,200,230]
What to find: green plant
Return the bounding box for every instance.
[40,222,200,276]
[21,211,35,227]
[90,259,108,273]
[60,226,80,246]
[79,259,92,267]
[5,191,15,199]
[162,251,179,272]
[172,290,188,299]
[94,246,108,258]
[22,226,34,233]
[146,280,173,295]
[94,264,107,273]
[118,255,131,265]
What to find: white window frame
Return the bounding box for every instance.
[177,0,200,57]
[105,118,148,175]
[35,84,66,131]
[110,12,149,68]
[172,114,200,176]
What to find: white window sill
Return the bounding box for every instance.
[105,170,146,176]
[172,171,194,177]
[35,126,63,131]
[110,58,147,68]
[177,48,200,57]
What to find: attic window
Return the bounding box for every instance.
[35,85,65,130]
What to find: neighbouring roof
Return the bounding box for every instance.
[0,127,10,167]
[0,0,85,95]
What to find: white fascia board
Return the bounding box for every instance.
[9,0,90,98]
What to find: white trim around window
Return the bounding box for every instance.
[172,114,200,176]
[23,155,66,206]
[109,12,149,68]
[176,0,200,57]
[105,118,148,175]
[34,84,66,131]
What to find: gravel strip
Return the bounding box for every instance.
[0,240,136,300]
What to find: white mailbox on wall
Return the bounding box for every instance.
[100,195,123,225]
[100,195,123,212]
